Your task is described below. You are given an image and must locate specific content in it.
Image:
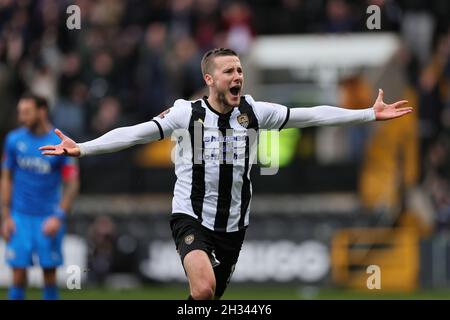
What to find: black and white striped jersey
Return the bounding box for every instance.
[78,94,375,232]
[151,95,290,232]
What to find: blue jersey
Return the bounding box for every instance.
[2,127,75,217]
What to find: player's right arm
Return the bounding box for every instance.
[40,100,190,157]
[1,135,16,241]
[1,168,15,241]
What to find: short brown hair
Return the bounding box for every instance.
[201,48,238,76]
[20,93,49,111]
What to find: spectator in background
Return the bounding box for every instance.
[417,31,450,171]
[136,22,170,118]
[58,52,83,98]
[0,37,19,138]
[418,66,444,158]
[169,35,204,99]
[169,0,195,41]
[90,96,124,137]
[323,0,358,33]
[192,0,221,51]
[87,215,117,286]
[52,82,87,141]
[421,134,450,231]
[421,28,450,230]
[88,0,124,28]
[401,0,436,68]
[222,1,255,55]
[27,63,57,108]
[111,26,141,113]
[271,0,320,34]
[85,50,116,107]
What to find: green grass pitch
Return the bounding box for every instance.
[2,285,450,300]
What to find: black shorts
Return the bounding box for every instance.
[170,213,246,298]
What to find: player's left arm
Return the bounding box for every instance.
[285,89,412,128]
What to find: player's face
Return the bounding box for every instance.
[208,55,244,107]
[18,99,40,130]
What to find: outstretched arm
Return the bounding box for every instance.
[285,89,412,129]
[40,121,162,157]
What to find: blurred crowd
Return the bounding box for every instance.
[0,0,450,227]
[0,0,448,137]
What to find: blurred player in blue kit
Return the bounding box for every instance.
[1,94,79,300]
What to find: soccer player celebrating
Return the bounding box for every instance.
[40,48,412,300]
[1,94,79,300]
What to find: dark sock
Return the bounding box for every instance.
[8,286,25,300]
[43,285,59,300]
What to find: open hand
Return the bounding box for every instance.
[39,129,81,157]
[373,89,413,121]
[42,216,62,237]
[1,217,15,242]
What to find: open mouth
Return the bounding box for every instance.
[229,85,241,97]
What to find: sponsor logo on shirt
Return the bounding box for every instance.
[17,156,51,174]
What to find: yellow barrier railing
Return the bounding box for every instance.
[331,227,419,292]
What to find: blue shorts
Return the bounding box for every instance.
[6,212,65,268]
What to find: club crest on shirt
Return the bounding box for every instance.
[237,113,249,128]
[157,108,170,119]
[184,234,195,245]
